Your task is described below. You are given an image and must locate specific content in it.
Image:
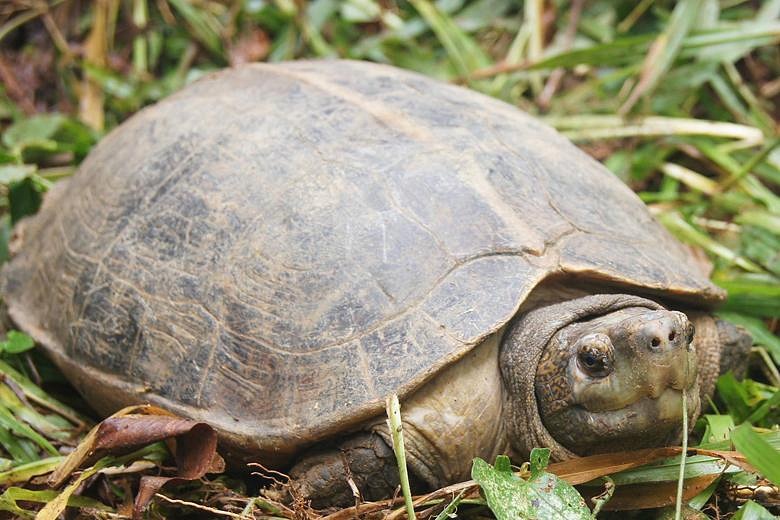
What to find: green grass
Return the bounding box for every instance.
[0,0,778,518]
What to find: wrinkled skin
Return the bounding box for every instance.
[290,294,750,509]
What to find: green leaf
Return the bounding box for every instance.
[585,453,739,486]
[529,34,652,70]
[340,0,381,23]
[407,0,491,77]
[686,477,720,511]
[529,447,550,478]
[699,414,735,444]
[0,331,35,355]
[733,500,777,520]
[2,115,65,151]
[0,404,59,457]
[0,165,35,185]
[739,226,780,276]
[471,456,593,520]
[0,384,73,442]
[166,0,224,56]
[745,389,780,425]
[658,212,762,273]
[717,372,752,423]
[621,0,704,112]
[0,359,86,426]
[731,423,780,486]
[716,276,780,318]
[737,210,780,236]
[0,427,38,463]
[0,486,110,519]
[8,177,43,225]
[0,457,64,486]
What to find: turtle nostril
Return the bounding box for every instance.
[668,331,676,341]
[651,337,661,348]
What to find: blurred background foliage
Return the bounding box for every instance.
[0,0,778,518]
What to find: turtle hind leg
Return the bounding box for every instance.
[289,431,416,509]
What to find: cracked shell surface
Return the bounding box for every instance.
[0,60,723,463]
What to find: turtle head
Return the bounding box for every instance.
[534,307,699,454]
[500,295,701,459]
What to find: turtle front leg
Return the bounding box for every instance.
[289,431,414,509]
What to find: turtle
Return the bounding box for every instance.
[1,59,751,507]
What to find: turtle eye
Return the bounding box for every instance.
[577,346,612,378]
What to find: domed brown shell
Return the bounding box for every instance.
[0,60,723,463]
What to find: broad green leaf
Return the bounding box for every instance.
[733,499,776,520]
[716,372,752,423]
[0,331,35,355]
[585,453,739,486]
[686,477,720,511]
[745,389,780,425]
[2,115,65,151]
[472,455,592,520]
[731,423,780,485]
[8,177,43,225]
[529,447,550,478]
[699,414,734,444]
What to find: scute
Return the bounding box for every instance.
[0,60,722,462]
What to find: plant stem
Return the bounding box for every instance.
[386,395,416,520]
[675,385,689,520]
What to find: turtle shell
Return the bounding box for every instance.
[1,60,723,463]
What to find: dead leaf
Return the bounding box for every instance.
[46,404,223,519]
[134,433,224,518]
[548,446,754,486]
[549,448,680,485]
[583,474,719,510]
